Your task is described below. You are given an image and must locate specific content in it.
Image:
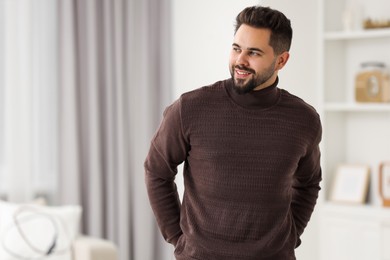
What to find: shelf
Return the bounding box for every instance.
[320,202,390,220]
[319,0,390,258]
[324,102,390,112]
[324,28,390,40]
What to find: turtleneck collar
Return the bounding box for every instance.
[225,77,281,109]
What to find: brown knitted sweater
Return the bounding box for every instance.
[144,78,322,260]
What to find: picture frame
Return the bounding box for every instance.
[330,164,370,204]
[379,162,390,207]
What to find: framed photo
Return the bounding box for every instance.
[330,164,370,204]
[379,162,390,207]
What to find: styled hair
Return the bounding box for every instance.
[234,6,293,54]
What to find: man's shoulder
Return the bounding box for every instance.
[280,89,319,117]
[279,89,322,132]
[180,79,230,102]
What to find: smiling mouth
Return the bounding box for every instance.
[234,65,254,78]
[236,70,251,75]
[235,69,252,79]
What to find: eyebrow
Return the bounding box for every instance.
[232,43,265,54]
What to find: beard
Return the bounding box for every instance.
[230,60,276,94]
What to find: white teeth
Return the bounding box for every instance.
[237,70,249,75]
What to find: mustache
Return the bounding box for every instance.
[234,65,255,74]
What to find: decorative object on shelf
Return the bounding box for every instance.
[342,0,363,31]
[330,164,370,204]
[379,162,390,207]
[355,62,390,102]
[363,18,390,29]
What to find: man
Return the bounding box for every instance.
[144,5,321,260]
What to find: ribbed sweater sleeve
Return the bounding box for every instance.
[144,98,188,245]
[291,116,322,247]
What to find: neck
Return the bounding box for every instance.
[253,74,278,91]
[226,77,280,109]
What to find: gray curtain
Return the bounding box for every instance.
[57,1,172,259]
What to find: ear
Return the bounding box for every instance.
[275,51,290,70]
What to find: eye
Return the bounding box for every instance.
[249,51,261,56]
[232,47,241,53]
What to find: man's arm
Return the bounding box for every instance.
[144,99,189,246]
[291,119,322,247]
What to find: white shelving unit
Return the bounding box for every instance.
[318,0,390,259]
[324,28,390,40]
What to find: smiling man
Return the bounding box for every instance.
[145,6,322,260]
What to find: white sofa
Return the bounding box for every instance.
[0,199,118,260]
[73,236,118,260]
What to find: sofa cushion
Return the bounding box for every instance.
[0,200,82,260]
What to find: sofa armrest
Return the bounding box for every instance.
[73,236,118,260]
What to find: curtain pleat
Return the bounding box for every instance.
[57,0,172,259]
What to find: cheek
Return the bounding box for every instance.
[228,54,236,66]
[229,51,238,65]
[252,60,269,72]
[229,61,237,74]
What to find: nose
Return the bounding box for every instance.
[236,52,249,67]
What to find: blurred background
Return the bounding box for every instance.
[1,0,390,260]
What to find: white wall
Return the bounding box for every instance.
[171,1,320,260]
[260,0,320,108]
[171,0,260,98]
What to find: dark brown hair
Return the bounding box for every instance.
[235,6,293,54]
